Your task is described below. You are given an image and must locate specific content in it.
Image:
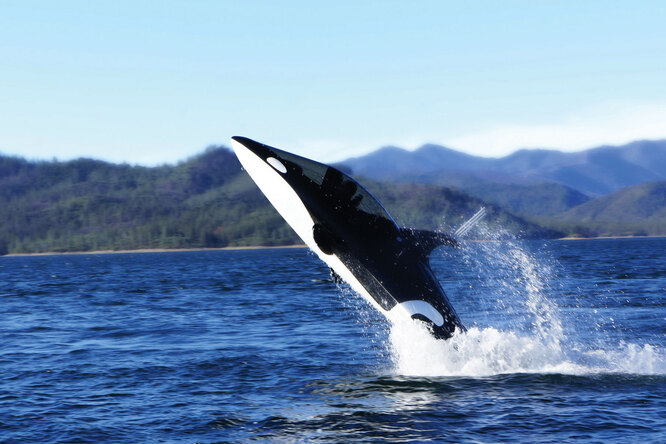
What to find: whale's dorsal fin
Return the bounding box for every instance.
[400,228,458,257]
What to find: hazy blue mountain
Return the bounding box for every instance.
[341,139,666,196]
[341,144,493,180]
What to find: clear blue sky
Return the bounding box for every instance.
[2,0,666,164]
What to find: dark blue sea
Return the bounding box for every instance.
[1,238,664,442]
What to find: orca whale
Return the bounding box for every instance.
[231,136,465,339]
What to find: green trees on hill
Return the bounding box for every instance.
[365,181,560,238]
[551,181,666,237]
[0,147,300,254]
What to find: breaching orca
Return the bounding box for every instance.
[231,136,465,339]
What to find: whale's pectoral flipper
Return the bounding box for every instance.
[400,228,458,257]
[313,223,338,255]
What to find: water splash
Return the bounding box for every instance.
[333,275,392,362]
[387,227,665,377]
[389,322,663,377]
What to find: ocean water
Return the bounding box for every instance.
[1,238,664,442]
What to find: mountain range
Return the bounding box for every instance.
[0,147,553,255]
[341,139,666,196]
[1,139,664,255]
[340,139,666,232]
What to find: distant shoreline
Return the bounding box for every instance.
[4,245,308,257]
[4,236,664,257]
[556,235,665,241]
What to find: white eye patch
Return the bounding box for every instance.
[266,157,287,174]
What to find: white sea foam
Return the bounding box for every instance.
[387,228,665,377]
[388,321,664,377]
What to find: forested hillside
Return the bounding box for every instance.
[0,148,299,254]
[555,181,666,237]
[0,147,558,255]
